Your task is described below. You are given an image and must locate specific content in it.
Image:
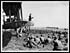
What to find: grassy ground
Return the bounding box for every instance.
[2,36,54,51]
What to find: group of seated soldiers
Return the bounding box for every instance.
[17,26,68,51]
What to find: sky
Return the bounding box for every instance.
[22,1,69,28]
[1,1,69,28]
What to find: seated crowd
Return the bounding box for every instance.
[17,26,68,51]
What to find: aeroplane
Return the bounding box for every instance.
[2,2,33,31]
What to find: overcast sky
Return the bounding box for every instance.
[22,1,69,28]
[1,1,69,28]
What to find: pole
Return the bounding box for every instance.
[21,3,23,21]
[9,9,11,23]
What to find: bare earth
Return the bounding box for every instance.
[2,36,54,51]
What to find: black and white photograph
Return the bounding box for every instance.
[1,1,69,52]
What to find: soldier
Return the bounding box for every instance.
[40,35,45,48]
[26,35,32,48]
[28,13,34,21]
[53,36,64,50]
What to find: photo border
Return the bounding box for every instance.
[1,1,69,52]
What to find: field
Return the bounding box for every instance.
[2,27,68,51]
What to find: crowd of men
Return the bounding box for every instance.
[17,26,68,51]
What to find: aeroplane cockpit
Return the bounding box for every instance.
[2,2,28,30]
